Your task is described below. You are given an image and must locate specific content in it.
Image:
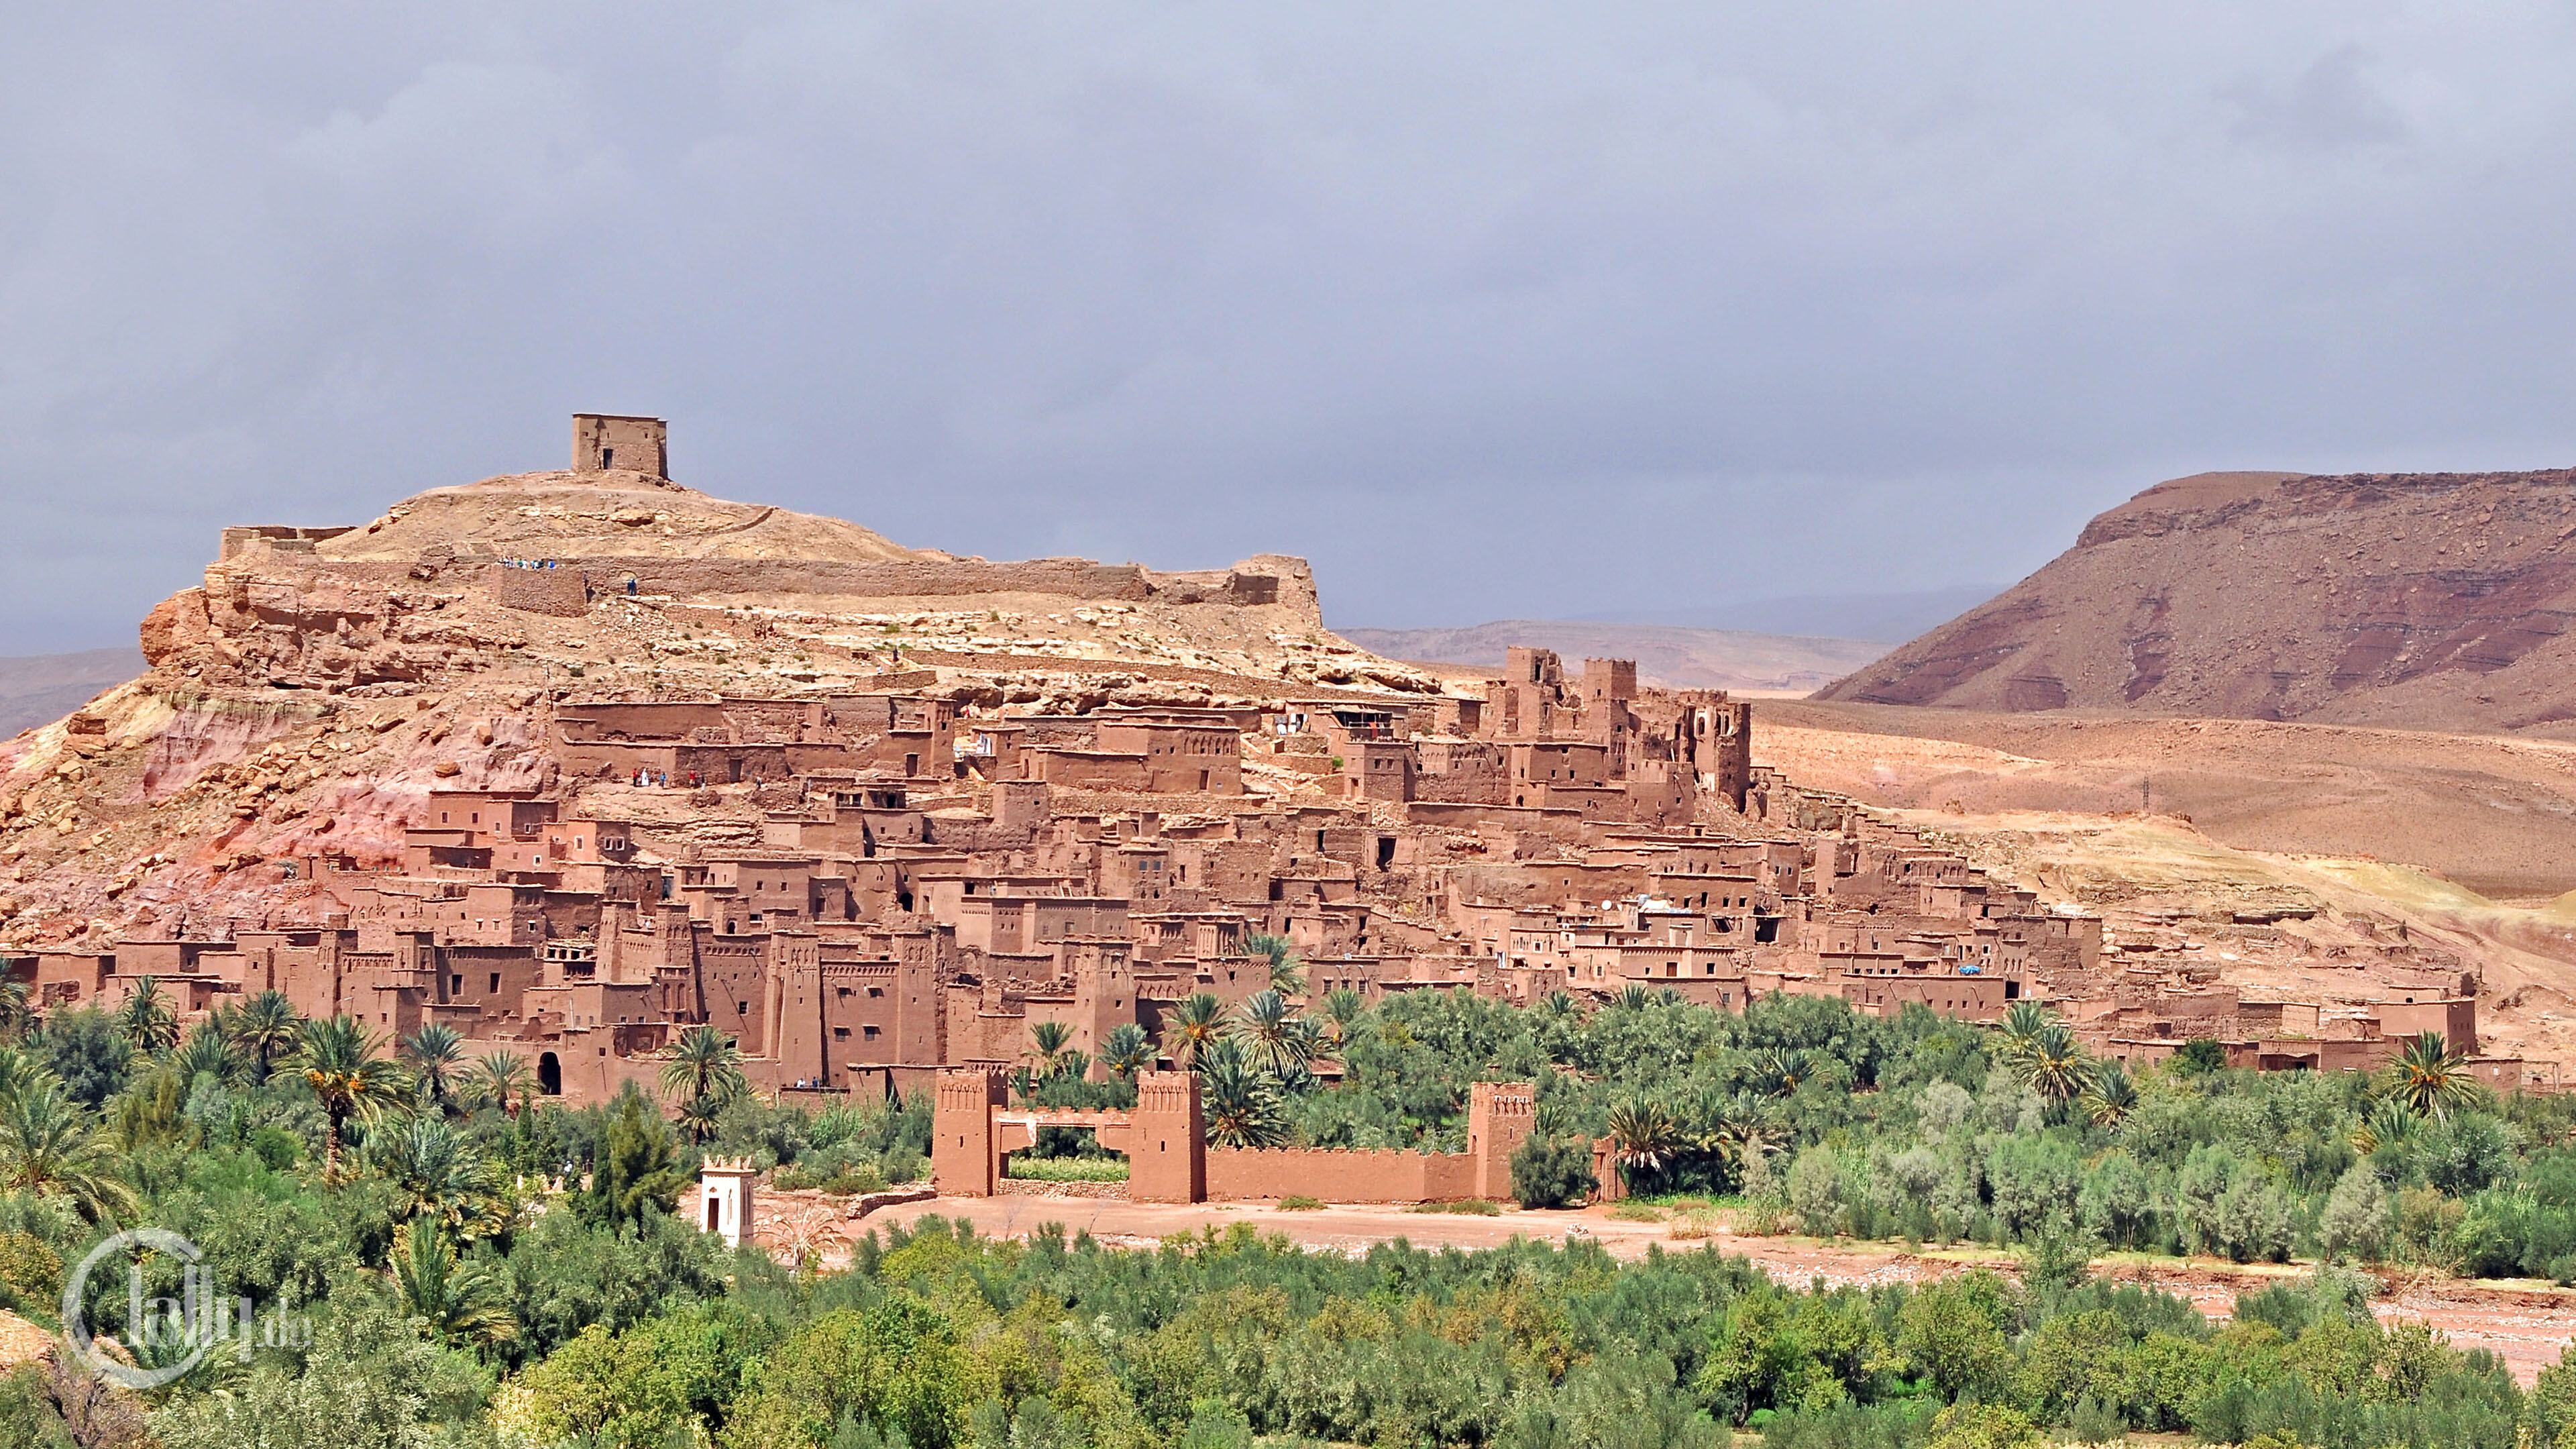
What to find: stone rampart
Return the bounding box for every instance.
[1204,1146,1479,1203]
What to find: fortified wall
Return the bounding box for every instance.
[932,1069,1536,1205]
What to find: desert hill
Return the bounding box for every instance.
[0,455,1442,945]
[1817,467,2576,734]
[1342,619,1887,693]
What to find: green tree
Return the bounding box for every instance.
[1896,1274,2014,1403]
[576,1086,689,1233]
[1028,1021,1073,1075]
[1197,1039,1289,1148]
[368,1117,502,1237]
[1099,1023,1154,1078]
[231,989,303,1083]
[399,1022,467,1113]
[2320,1162,2394,1263]
[1232,990,1316,1077]
[0,1079,138,1222]
[111,977,178,1054]
[169,1022,239,1087]
[1159,994,1226,1069]
[1240,932,1305,997]
[292,1015,405,1182]
[391,1220,515,1348]
[2016,1024,2090,1107]
[2385,1030,2481,1121]
[468,1051,535,1118]
[722,1299,974,1449]
[2079,1059,2137,1128]
[661,1025,749,1142]
[1509,1133,1597,1209]
[1605,1098,1682,1190]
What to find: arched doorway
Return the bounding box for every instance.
[538,1051,562,1096]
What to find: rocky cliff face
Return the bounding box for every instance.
[0,468,1430,948]
[1817,468,2576,735]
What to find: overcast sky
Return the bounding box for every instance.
[9,4,2576,649]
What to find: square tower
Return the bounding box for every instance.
[573,414,669,477]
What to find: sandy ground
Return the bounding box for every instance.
[765,1193,2576,1385]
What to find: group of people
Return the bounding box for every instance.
[500,557,563,570]
[625,769,706,788]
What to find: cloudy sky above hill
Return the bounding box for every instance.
[8,4,2576,648]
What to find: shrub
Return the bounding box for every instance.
[1607,1201,1663,1222]
[1786,1146,1845,1237]
[1509,1132,1597,1209]
[1405,1198,1503,1215]
[1275,1195,1326,1211]
[2320,1163,2392,1263]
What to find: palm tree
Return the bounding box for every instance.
[2021,1024,2092,1106]
[1233,990,1316,1077]
[369,1118,502,1237]
[401,1024,468,1113]
[1159,993,1226,1069]
[1748,1047,1811,1099]
[294,1015,405,1182]
[233,990,303,1083]
[2385,1031,2481,1120]
[1615,984,1652,1012]
[392,1221,516,1348]
[171,1022,240,1087]
[2352,1097,2419,1156]
[1322,987,1366,1041]
[1605,1097,1683,1186]
[1242,933,1306,998]
[1197,1038,1290,1148]
[661,1025,749,1146]
[2080,1059,2137,1128]
[660,1025,750,1122]
[1099,1023,1155,1078]
[0,1044,52,1108]
[0,1080,139,1222]
[113,977,178,1054]
[467,1052,535,1118]
[1996,1001,2051,1066]
[673,1091,727,1146]
[0,979,32,1042]
[1030,1020,1074,1075]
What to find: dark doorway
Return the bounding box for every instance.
[538,1051,562,1095]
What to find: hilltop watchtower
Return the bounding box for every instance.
[573,413,668,477]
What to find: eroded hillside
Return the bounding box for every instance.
[1819,468,2576,734]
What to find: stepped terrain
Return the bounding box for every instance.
[1819,467,2576,733]
[0,462,1437,945]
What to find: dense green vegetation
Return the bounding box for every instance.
[1,974,2573,1446]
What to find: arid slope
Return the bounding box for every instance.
[1819,468,2576,734]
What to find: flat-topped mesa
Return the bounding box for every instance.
[136,413,1359,693]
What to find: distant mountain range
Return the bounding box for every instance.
[1579,586,2003,644]
[0,648,144,738]
[1338,621,1891,694]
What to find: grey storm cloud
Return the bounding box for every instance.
[7,3,2576,648]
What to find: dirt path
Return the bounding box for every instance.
[782,1194,2576,1384]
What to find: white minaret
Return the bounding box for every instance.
[696,1158,757,1248]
